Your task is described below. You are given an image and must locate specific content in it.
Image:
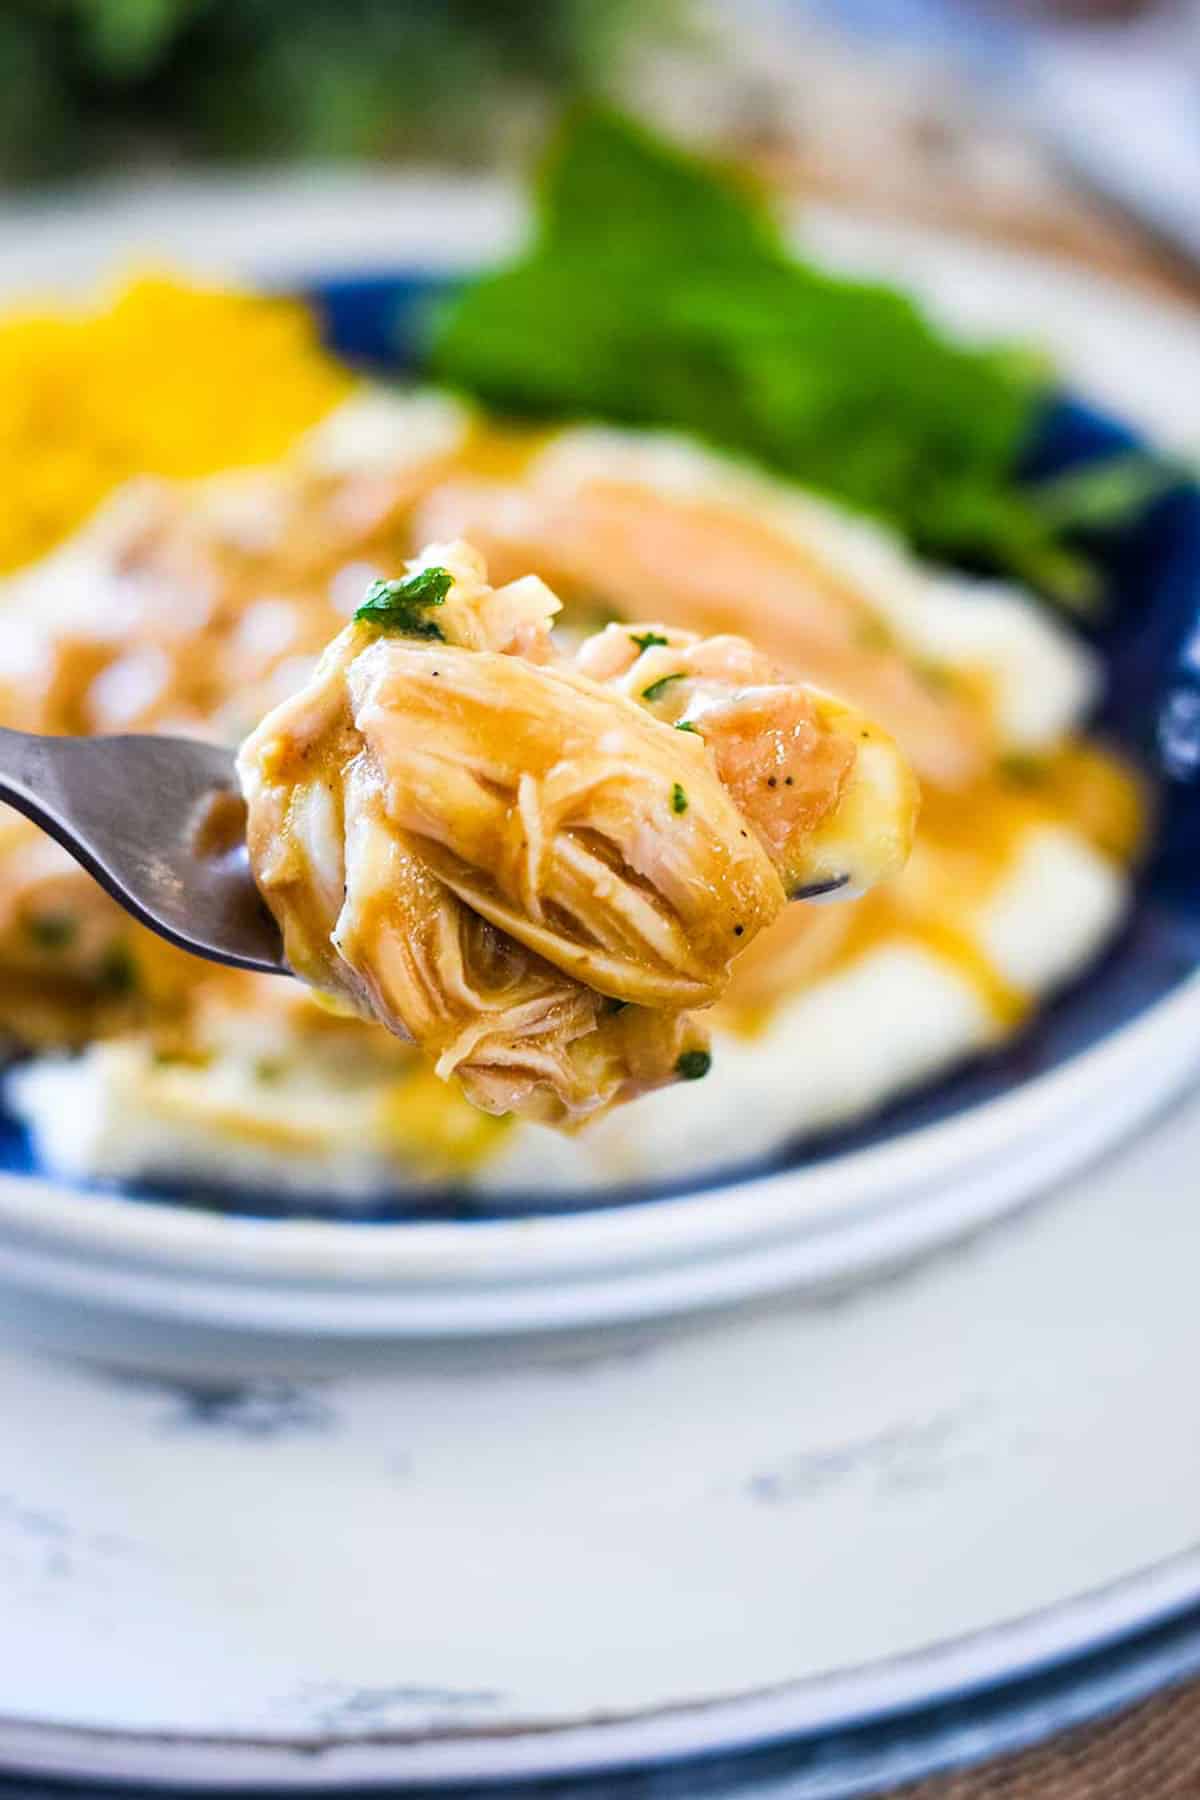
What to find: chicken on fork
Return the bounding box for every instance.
[238,543,918,1127]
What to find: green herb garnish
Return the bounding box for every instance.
[675,1048,711,1081]
[671,782,688,814]
[26,913,76,950]
[642,672,684,703]
[429,107,1172,612]
[998,753,1046,787]
[1028,454,1195,534]
[96,944,138,998]
[630,630,669,652]
[354,567,453,638]
[675,719,700,734]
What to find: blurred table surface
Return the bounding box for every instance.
[665,5,1200,309]
[756,130,1200,308]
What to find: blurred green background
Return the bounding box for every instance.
[0,0,679,182]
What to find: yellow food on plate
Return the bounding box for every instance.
[237,543,917,1126]
[0,273,351,577]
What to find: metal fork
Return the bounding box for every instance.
[0,727,286,975]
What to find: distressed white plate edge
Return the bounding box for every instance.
[1,1367,1200,1789]
[0,1546,1198,1790]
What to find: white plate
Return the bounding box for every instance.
[4,1064,1200,1788]
[0,174,1198,1354]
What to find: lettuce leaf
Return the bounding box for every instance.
[428,107,1162,611]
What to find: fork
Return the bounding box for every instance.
[0,726,847,979]
[0,727,286,975]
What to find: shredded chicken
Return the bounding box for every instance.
[238,543,918,1126]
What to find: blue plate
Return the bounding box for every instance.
[2,269,1197,1223]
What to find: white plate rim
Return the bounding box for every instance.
[2,1537,1200,1789]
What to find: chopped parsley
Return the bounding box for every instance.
[96,943,138,998]
[26,913,76,950]
[642,672,684,703]
[354,567,453,638]
[675,719,700,734]
[630,629,669,652]
[998,753,1046,787]
[671,782,688,814]
[675,1048,711,1081]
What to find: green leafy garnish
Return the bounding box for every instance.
[675,1048,711,1081]
[26,913,76,950]
[671,782,688,814]
[1027,454,1195,533]
[355,567,453,638]
[429,107,1172,611]
[642,671,684,703]
[675,719,700,734]
[630,629,669,651]
[0,5,670,184]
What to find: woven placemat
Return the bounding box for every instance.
[892,1677,1200,1796]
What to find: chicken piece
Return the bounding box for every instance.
[574,624,917,900]
[238,543,917,1126]
[416,469,986,789]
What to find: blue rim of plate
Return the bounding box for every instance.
[1,266,1197,1225]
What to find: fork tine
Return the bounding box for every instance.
[0,728,287,975]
